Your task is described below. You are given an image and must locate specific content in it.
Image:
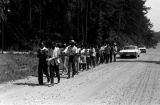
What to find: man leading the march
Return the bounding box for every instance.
[37,42,50,85]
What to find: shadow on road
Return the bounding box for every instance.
[14,82,59,87]
[117,60,160,65]
[117,57,137,59]
[14,83,41,86]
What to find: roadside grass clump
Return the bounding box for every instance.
[0,53,38,83]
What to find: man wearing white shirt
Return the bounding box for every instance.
[47,42,60,85]
[66,40,77,78]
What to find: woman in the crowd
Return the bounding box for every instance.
[80,45,87,71]
[60,44,68,75]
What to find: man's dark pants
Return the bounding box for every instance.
[38,61,49,85]
[105,54,110,63]
[96,53,100,65]
[110,53,113,63]
[68,56,76,78]
[90,56,96,68]
[113,54,116,62]
[100,53,104,64]
[86,56,91,69]
[50,63,60,84]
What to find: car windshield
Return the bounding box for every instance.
[124,46,136,50]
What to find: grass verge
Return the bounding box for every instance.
[0,53,38,83]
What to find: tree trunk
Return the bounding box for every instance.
[85,0,89,45]
[39,6,42,38]
[29,0,32,28]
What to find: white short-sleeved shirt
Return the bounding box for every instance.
[49,47,60,66]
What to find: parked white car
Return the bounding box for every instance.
[119,45,140,58]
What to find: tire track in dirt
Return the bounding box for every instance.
[124,54,159,105]
[145,55,160,105]
[145,67,159,105]
[71,60,145,104]
[130,65,151,105]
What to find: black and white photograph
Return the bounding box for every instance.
[0,0,160,105]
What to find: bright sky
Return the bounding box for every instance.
[145,0,160,32]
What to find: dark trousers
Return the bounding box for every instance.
[38,61,49,85]
[86,57,91,69]
[110,53,113,63]
[50,64,60,84]
[105,54,110,63]
[103,53,106,63]
[113,54,116,62]
[90,56,96,68]
[68,56,76,78]
[100,53,104,64]
[80,63,86,70]
[96,53,100,65]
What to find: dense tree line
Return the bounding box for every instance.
[0,0,158,50]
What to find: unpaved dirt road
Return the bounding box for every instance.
[0,44,160,105]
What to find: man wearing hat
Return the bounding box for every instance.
[65,40,77,78]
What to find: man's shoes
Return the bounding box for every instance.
[39,83,44,85]
[48,83,54,87]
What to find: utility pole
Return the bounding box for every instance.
[29,0,32,28]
